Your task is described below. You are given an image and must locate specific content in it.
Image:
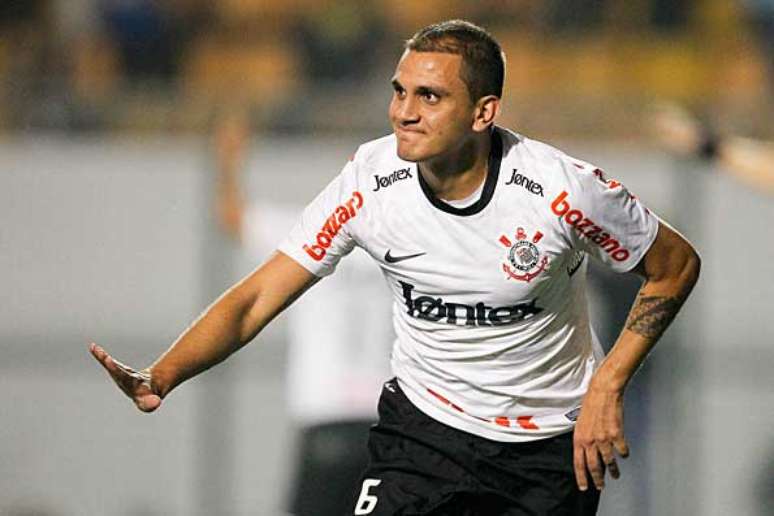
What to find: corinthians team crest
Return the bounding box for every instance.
[499,227,549,282]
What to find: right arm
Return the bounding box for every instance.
[90,252,318,411]
[94,131,365,412]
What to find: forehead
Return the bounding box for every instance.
[393,50,466,90]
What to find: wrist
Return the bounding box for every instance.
[146,366,172,398]
[590,365,629,393]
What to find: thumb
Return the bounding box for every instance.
[136,393,162,413]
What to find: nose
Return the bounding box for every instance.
[393,96,419,126]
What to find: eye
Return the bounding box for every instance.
[421,91,439,104]
[393,85,406,99]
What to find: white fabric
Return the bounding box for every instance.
[443,178,485,208]
[279,127,659,442]
[242,203,394,425]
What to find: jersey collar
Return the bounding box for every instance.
[416,127,503,216]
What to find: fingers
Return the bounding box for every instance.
[90,343,129,376]
[89,342,109,367]
[89,342,161,412]
[574,443,608,491]
[598,442,617,481]
[574,435,628,491]
[584,446,605,490]
[613,435,630,458]
[90,343,123,380]
[573,386,629,491]
[573,442,589,492]
[90,343,133,390]
[607,459,620,480]
[606,435,628,479]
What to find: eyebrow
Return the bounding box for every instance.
[391,78,449,97]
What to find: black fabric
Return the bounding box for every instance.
[353,380,600,516]
[417,128,503,217]
[288,420,373,516]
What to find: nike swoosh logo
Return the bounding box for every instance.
[567,254,586,277]
[384,250,426,263]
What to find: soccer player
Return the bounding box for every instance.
[91,20,700,515]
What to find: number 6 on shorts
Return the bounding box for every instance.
[354,478,382,515]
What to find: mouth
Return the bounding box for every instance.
[395,127,424,138]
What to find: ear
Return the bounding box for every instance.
[472,95,500,133]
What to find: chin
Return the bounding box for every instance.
[396,143,428,163]
[397,149,418,162]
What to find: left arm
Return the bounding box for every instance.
[573,221,701,491]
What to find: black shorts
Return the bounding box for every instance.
[352,379,600,516]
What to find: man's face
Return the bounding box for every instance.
[389,50,477,162]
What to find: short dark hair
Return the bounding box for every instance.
[405,20,505,102]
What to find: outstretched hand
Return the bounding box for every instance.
[89,343,162,413]
[573,382,629,491]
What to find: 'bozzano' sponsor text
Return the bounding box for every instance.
[551,191,630,262]
[303,191,363,261]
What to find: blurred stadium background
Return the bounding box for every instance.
[0,1,772,515]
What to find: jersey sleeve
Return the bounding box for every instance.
[277,156,365,277]
[550,157,659,273]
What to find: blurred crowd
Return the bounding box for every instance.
[0,0,771,138]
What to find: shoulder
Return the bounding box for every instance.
[348,133,416,195]
[354,133,397,162]
[351,133,408,172]
[499,128,608,196]
[316,134,397,194]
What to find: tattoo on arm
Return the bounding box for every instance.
[625,294,685,340]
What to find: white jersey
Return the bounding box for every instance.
[242,203,393,425]
[279,127,659,442]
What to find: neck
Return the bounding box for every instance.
[419,131,492,201]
